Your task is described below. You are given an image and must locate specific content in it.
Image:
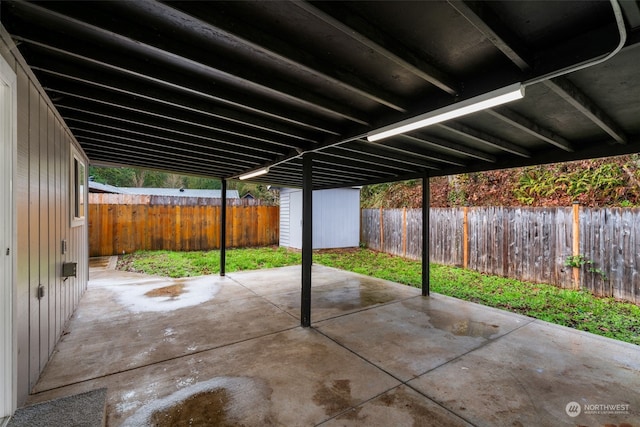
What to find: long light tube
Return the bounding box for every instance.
[367,83,525,142]
[238,167,269,180]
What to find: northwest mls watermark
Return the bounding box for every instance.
[565,401,631,417]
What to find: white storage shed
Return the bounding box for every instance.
[279,187,360,250]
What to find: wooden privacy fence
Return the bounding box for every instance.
[361,207,640,304]
[89,194,279,256]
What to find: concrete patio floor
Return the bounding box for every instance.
[25,258,639,426]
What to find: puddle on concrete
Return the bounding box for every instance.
[428,310,500,339]
[314,282,397,311]
[313,379,362,420]
[113,276,220,313]
[367,387,466,427]
[122,377,273,426]
[144,284,186,299]
[150,389,230,426]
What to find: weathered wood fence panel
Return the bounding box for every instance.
[361,209,381,251]
[423,208,463,265]
[469,207,573,287]
[89,194,279,256]
[406,209,424,261]
[360,208,463,261]
[382,209,404,257]
[361,207,640,304]
[581,208,640,302]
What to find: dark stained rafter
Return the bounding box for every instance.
[314,171,429,191]
[318,148,428,173]
[64,117,282,160]
[531,22,623,80]
[311,152,407,176]
[37,68,322,143]
[486,107,574,152]
[396,135,497,163]
[437,123,531,157]
[276,162,377,183]
[339,141,462,168]
[49,88,309,153]
[78,134,251,171]
[18,37,340,135]
[85,150,230,176]
[133,0,408,113]
[447,0,531,71]
[11,2,370,125]
[310,159,390,181]
[69,126,271,165]
[1,0,638,189]
[291,1,460,96]
[619,0,640,28]
[543,77,628,144]
[55,103,297,154]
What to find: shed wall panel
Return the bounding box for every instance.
[280,188,360,250]
[279,192,290,247]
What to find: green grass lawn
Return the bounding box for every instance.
[117,247,639,345]
[117,246,302,278]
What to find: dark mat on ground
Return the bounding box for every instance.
[8,388,107,427]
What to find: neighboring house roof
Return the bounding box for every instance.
[89,181,239,198]
[88,181,122,194]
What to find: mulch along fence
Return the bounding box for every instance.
[89,194,279,256]
[361,206,640,304]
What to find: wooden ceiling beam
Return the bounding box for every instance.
[487,107,574,152]
[543,77,627,144]
[293,1,460,95]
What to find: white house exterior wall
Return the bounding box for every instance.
[1,25,90,408]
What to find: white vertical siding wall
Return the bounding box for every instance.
[0,39,17,419]
[280,188,360,250]
[288,190,303,249]
[1,27,89,406]
[279,190,290,247]
[312,188,360,249]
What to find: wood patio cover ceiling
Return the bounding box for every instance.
[2,0,640,189]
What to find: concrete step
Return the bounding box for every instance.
[8,389,107,427]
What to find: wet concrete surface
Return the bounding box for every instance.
[315,294,531,382]
[321,385,472,427]
[24,262,640,426]
[409,320,640,426]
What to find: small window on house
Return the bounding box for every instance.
[71,152,85,226]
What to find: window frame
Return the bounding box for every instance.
[70,148,86,227]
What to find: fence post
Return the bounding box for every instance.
[572,202,580,289]
[379,206,384,251]
[360,208,363,247]
[463,206,469,269]
[402,207,407,257]
[220,179,227,277]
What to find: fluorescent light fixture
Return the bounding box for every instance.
[367,83,524,142]
[239,167,269,180]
